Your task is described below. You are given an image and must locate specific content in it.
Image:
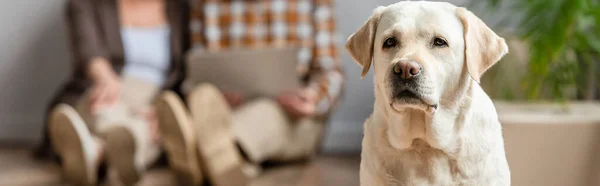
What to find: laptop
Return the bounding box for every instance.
[186,47,302,98]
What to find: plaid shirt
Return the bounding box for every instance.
[189,0,344,116]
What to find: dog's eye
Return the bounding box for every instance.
[433,37,448,47]
[383,37,397,48]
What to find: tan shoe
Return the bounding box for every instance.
[49,104,101,186]
[156,91,204,185]
[188,84,249,186]
[104,126,140,185]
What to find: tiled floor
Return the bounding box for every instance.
[0,147,360,186]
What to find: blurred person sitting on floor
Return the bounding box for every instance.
[33,0,190,185]
[155,0,344,185]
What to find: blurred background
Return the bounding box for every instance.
[0,0,598,186]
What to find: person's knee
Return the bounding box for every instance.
[190,83,223,99]
[186,83,231,112]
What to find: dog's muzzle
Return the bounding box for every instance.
[388,60,438,114]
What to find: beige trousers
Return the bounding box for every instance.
[231,99,325,163]
[76,77,161,169]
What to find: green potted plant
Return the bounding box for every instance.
[473,0,600,101]
[469,1,600,186]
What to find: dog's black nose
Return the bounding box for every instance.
[393,60,422,79]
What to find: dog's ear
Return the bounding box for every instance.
[345,6,386,78]
[456,8,508,83]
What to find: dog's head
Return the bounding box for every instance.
[346,1,507,114]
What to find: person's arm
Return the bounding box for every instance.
[305,0,345,117]
[66,0,119,111]
[277,0,344,119]
[65,0,109,79]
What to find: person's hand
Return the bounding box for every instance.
[223,91,245,109]
[88,57,121,113]
[90,74,120,113]
[276,88,319,119]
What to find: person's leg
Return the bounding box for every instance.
[104,115,160,185]
[155,90,204,185]
[231,99,288,164]
[268,118,324,162]
[232,99,325,163]
[49,102,104,185]
[102,77,161,185]
[187,83,248,186]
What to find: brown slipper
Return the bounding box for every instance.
[188,84,249,186]
[105,126,140,185]
[49,104,100,186]
[156,91,204,185]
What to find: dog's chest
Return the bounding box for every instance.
[376,140,464,185]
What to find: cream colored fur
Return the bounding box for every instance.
[346,1,510,186]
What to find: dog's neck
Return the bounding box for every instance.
[373,77,474,154]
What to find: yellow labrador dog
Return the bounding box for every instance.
[346,1,510,186]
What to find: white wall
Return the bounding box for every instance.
[0,0,70,142]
